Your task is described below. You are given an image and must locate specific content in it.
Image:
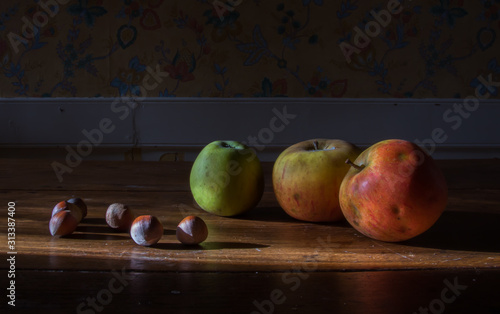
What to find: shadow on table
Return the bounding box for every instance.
[73,222,130,240]
[80,217,107,225]
[235,206,351,226]
[77,218,177,235]
[76,225,115,234]
[226,206,295,223]
[64,232,130,241]
[153,241,269,251]
[404,211,500,253]
[163,229,176,235]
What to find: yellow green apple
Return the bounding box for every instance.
[190,140,264,216]
[272,139,362,222]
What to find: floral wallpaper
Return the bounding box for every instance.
[0,0,499,98]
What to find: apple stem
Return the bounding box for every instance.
[345,159,365,171]
[313,140,319,151]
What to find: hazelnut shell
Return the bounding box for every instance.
[130,215,163,246]
[106,203,135,231]
[49,210,78,236]
[52,201,83,223]
[67,197,87,219]
[176,215,208,245]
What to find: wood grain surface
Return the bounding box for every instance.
[1,158,499,313]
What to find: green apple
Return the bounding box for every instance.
[272,139,362,222]
[190,140,264,216]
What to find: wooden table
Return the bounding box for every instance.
[1,159,500,313]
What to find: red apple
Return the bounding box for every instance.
[339,139,448,242]
[272,139,362,222]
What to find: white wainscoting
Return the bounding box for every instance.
[0,97,499,160]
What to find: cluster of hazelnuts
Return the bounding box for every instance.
[49,198,208,246]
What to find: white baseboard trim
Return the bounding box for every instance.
[1,97,499,160]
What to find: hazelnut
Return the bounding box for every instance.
[106,203,135,232]
[67,197,87,219]
[130,215,163,246]
[49,210,78,236]
[52,201,83,223]
[176,216,208,245]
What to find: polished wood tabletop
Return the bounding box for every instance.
[1,158,500,313]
